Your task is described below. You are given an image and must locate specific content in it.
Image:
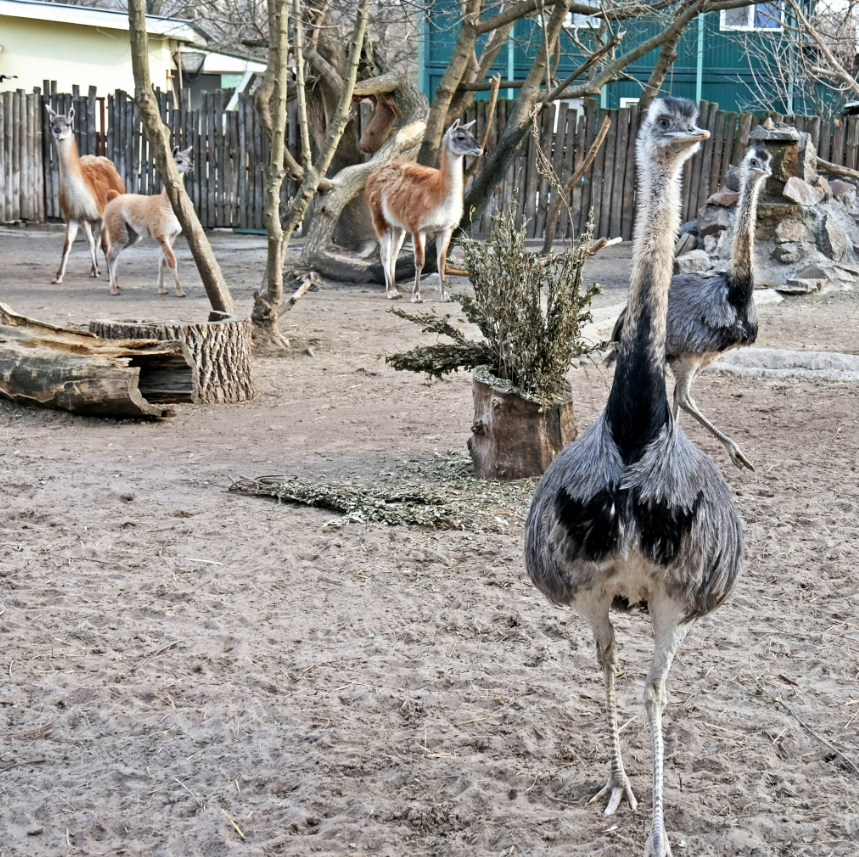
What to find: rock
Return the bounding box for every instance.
[783,176,825,205]
[706,346,859,381]
[778,278,824,294]
[834,259,859,275]
[707,188,741,207]
[771,242,804,264]
[750,123,799,142]
[703,234,722,254]
[673,250,711,274]
[674,232,697,257]
[753,288,784,305]
[775,220,808,244]
[724,166,741,192]
[797,133,818,183]
[679,220,698,235]
[814,176,832,199]
[819,215,849,261]
[795,259,830,280]
[697,204,732,236]
[829,179,856,197]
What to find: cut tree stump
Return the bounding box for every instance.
[89,317,255,404]
[0,303,191,418]
[467,373,576,480]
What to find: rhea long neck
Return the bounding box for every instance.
[605,152,686,463]
[728,173,762,287]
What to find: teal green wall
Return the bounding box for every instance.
[422,3,818,115]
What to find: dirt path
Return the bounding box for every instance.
[1,227,858,856]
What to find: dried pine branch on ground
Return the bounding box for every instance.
[229,452,536,531]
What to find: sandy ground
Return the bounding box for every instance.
[1,226,858,857]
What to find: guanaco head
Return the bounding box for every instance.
[639,97,709,166]
[172,145,194,175]
[45,104,74,142]
[741,144,772,182]
[444,119,483,158]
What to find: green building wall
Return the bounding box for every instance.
[420,3,817,116]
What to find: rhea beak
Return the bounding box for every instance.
[670,127,710,143]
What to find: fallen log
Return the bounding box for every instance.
[0,303,190,418]
[89,316,255,404]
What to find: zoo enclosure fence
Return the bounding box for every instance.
[1,83,857,241]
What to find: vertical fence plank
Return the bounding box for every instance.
[832,117,846,167]
[846,116,859,172]
[708,109,726,196]
[596,109,617,238]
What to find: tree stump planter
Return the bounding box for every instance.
[467,371,576,480]
[89,317,255,404]
[0,303,189,418]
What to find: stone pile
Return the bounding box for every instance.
[673,118,859,294]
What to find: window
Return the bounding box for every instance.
[720,1,783,31]
[619,97,640,108]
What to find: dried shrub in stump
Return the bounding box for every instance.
[387,210,601,479]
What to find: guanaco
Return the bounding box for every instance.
[103,146,194,297]
[365,119,482,302]
[45,105,126,284]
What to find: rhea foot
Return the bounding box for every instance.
[411,294,423,304]
[386,290,401,300]
[589,771,638,817]
[726,439,755,472]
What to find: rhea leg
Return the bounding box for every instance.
[672,357,754,471]
[643,595,690,857]
[435,227,453,302]
[583,602,637,816]
[54,219,80,284]
[412,230,427,303]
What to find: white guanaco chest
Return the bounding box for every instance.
[60,170,101,222]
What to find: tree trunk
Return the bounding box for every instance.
[126,0,235,317]
[253,0,291,352]
[0,303,186,418]
[88,317,255,404]
[418,0,483,167]
[467,374,576,480]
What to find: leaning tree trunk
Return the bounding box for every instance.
[89,317,255,404]
[467,373,576,480]
[300,77,430,281]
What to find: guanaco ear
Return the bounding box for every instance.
[181,145,193,156]
[461,119,476,130]
[450,119,460,132]
[45,104,57,119]
[68,106,75,125]
[173,146,180,156]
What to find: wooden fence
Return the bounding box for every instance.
[3,83,859,241]
[462,98,859,242]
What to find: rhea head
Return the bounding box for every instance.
[741,144,772,182]
[444,119,483,158]
[639,97,710,167]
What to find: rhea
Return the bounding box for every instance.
[364,119,482,302]
[610,145,772,470]
[103,146,194,297]
[525,98,744,857]
[45,106,126,284]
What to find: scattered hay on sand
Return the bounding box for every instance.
[229,452,536,532]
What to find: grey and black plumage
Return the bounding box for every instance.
[608,145,772,471]
[524,98,744,857]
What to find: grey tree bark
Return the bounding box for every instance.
[127,0,235,318]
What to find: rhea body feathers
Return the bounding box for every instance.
[524,97,744,856]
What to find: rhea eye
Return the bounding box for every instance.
[657,118,670,129]
[750,160,759,168]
